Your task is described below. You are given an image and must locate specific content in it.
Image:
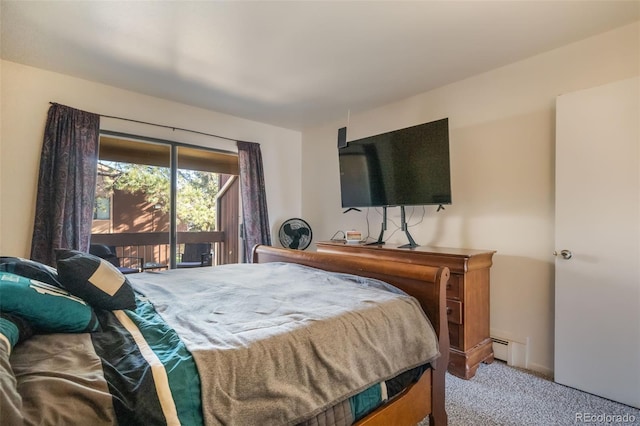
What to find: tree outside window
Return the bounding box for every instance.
[96,161,219,232]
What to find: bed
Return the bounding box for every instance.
[0,245,449,426]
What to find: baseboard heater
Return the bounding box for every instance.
[491,336,528,368]
[492,337,510,362]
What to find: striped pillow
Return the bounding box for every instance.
[56,249,136,311]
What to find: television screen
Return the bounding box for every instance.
[339,118,451,208]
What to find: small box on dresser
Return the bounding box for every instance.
[316,241,496,380]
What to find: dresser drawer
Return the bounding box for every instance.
[446,299,463,325]
[448,323,462,349]
[446,274,462,300]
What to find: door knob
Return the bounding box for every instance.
[554,249,573,260]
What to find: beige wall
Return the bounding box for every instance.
[0,61,302,258]
[301,21,640,375]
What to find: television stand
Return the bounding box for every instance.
[398,206,419,248]
[366,206,387,245]
[366,205,420,247]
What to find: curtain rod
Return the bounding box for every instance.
[49,102,240,143]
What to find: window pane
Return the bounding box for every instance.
[92,139,171,271]
[98,161,171,233]
[176,169,219,232]
[94,197,110,220]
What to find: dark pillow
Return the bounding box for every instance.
[56,249,136,311]
[0,313,33,353]
[0,271,99,334]
[0,256,62,287]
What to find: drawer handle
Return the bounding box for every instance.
[446,283,452,289]
[446,307,452,315]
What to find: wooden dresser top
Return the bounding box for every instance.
[316,240,496,272]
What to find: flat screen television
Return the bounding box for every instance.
[339,118,451,208]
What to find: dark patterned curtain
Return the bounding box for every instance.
[237,141,271,262]
[30,103,100,266]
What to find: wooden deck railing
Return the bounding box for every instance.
[91,231,225,270]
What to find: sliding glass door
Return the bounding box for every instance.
[92,135,239,270]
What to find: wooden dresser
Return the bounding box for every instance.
[316,241,495,379]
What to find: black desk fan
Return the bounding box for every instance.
[278,218,312,250]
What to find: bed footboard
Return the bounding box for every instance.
[252,245,449,426]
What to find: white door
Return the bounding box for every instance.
[555,77,640,408]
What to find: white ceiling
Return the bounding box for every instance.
[2,1,638,131]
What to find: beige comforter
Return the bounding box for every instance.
[129,262,439,426]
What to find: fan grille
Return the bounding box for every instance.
[278,218,312,250]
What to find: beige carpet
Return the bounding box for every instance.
[420,361,639,425]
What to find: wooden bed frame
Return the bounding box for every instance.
[252,245,449,426]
